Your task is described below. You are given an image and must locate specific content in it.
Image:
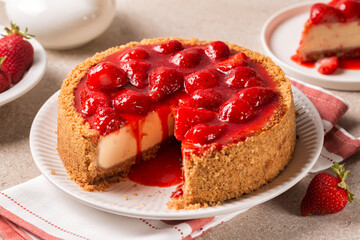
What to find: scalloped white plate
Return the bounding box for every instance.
[0,25,46,106]
[30,86,323,220]
[261,2,360,90]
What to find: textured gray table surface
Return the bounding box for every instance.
[0,0,359,239]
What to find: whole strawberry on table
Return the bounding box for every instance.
[0,23,34,93]
[301,162,354,216]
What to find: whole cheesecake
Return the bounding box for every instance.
[58,38,296,209]
[296,0,360,62]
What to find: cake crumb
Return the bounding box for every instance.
[51,170,56,175]
[133,184,138,187]
[133,193,138,196]
[125,196,130,201]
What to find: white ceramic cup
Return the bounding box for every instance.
[2,0,116,49]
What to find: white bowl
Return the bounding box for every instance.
[3,0,116,49]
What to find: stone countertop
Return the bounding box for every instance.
[0,0,359,239]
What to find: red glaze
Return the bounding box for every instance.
[290,54,315,68]
[171,184,184,199]
[339,58,360,69]
[184,123,226,144]
[171,48,203,68]
[148,67,184,101]
[80,88,111,116]
[128,140,183,187]
[173,107,216,140]
[310,3,345,25]
[119,47,149,61]
[332,0,360,20]
[216,52,248,72]
[225,67,263,88]
[113,89,150,115]
[74,40,280,154]
[178,88,223,111]
[153,40,184,54]
[119,61,151,89]
[93,107,125,135]
[87,62,128,90]
[184,68,219,93]
[205,41,230,60]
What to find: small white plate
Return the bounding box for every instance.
[261,2,360,90]
[0,26,46,106]
[30,86,323,220]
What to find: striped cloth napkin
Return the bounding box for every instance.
[1,79,359,240]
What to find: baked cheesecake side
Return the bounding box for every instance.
[168,46,296,209]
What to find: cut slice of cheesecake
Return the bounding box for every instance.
[296,0,360,62]
[57,38,296,209]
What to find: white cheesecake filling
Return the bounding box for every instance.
[96,111,174,169]
[299,21,360,54]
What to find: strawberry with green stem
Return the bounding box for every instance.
[0,22,34,84]
[300,162,354,216]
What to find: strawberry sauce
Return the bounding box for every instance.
[128,140,183,187]
[73,40,282,187]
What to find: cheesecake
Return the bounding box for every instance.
[57,38,296,209]
[296,0,360,62]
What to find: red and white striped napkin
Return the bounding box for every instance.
[1,79,359,240]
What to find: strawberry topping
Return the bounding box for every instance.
[225,67,263,88]
[173,107,216,140]
[149,67,184,101]
[171,48,203,68]
[310,3,345,24]
[119,61,151,88]
[178,88,222,111]
[113,89,150,115]
[119,48,149,61]
[153,40,184,54]
[205,41,230,60]
[184,68,219,93]
[93,107,126,135]
[184,123,226,144]
[80,88,111,116]
[216,52,248,72]
[87,62,128,90]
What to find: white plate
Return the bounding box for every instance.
[261,2,360,91]
[30,86,323,220]
[0,26,46,106]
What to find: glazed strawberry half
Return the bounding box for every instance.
[0,23,34,84]
[300,162,354,216]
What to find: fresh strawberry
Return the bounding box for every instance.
[80,88,110,116]
[331,0,360,20]
[235,87,277,108]
[310,3,345,24]
[173,106,216,140]
[205,41,230,60]
[0,57,11,93]
[225,67,263,88]
[178,88,222,111]
[119,61,151,88]
[171,48,203,68]
[148,67,183,101]
[219,97,255,123]
[300,162,354,216]
[153,40,184,54]
[87,62,128,90]
[113,89,150,115]
[317,56,339,75]
[93,107,125,135]
[119,47,149,61]
[216,52,248,72]
[184,123,226,144]
[0,23,34,84]
[184,68,219,93]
